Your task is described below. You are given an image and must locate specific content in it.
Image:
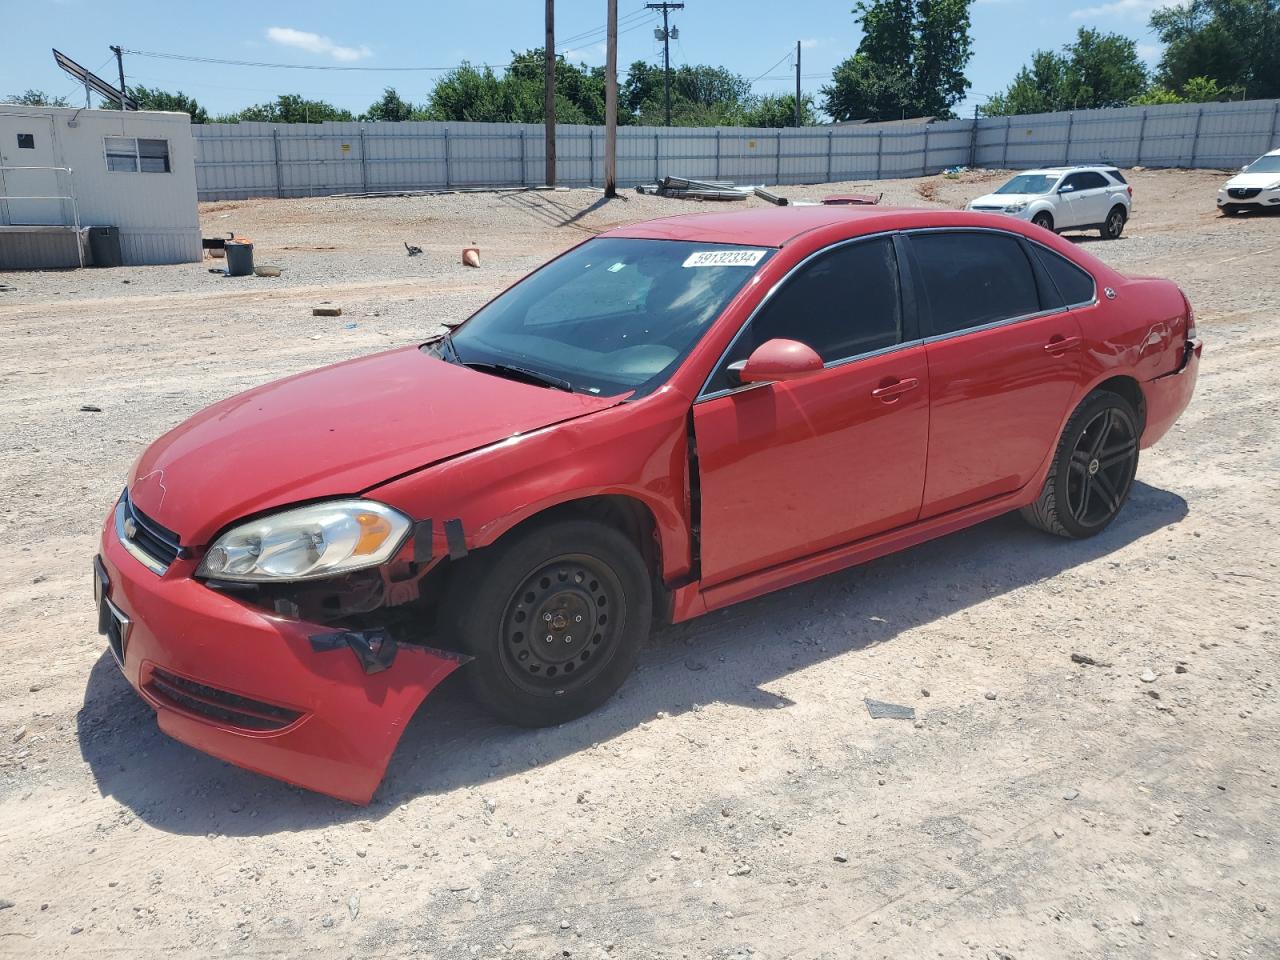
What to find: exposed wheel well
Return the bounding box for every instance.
[1093,375,1146,434]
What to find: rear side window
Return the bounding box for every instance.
[711,236,902,391]
[910,232,1041,336]
[1032,245,1096,307]
[1106,169,1127,184]
[1064,171,1109,190]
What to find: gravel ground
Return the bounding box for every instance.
[0,167,1277,960]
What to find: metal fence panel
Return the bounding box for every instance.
[192,99,1280,201]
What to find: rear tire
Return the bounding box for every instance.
[1021,390,1140,539]
[1101,205,1127,240]
[1032,211,1055,232]
[446,517,651,727]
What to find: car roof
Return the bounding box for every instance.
[1023,164,1119,174]
[603,205,1027,248]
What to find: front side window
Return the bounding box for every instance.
[910,231,1041,336]
[708,236,903,393]
[105,137,171,173]
[445,237,772,397]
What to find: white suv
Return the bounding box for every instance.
[967,165,1133,239]
[1217,148,1280,215]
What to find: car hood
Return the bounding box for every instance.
[1225,171,1280,189]
[128,346,621,545]
[971,193,1040,206]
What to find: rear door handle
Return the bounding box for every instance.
[870,377,921,402]
[1044,335,1082,354]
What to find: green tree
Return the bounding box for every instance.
[221,95,355,123]
[128,85,209,123]
[822,0,975,121]
[361,86,417,122]
[622,62,753,124]
[739,93,819,127]
[425,50,609,124]
[983,28,1148,115]
[3,89,69,107]
[1150,0,1279,99]
[1131,74,1244,104]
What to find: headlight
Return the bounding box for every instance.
[1268,180,1280,190]
[197,500,412,582]
[1004,202,1028,213]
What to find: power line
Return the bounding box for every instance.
[557,5,652,50]
[748,48,795,85]
[123,49,515,72]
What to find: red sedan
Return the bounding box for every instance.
[95,206,1201,803]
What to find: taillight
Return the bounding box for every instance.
[1183,293,1197,340]
[1127,185,1133,198]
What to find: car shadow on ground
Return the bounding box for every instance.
[78,480,1187,836]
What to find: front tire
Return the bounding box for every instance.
[448,518,652,727]
[1101,205,1127,240]
[1032,211,1055,232]
[1021,390,1140,539]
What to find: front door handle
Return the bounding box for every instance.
[870,377,921,402]
[1044,335,1082,355]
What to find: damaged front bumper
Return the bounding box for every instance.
[95,519,465,805]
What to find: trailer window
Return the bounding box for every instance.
[104,137,171,173]
[17,133,35,149]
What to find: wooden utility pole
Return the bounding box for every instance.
[794,40,801,127]
[544,0,556,186]
[604,0,619,197]
[645,3,684,126]
[110,45,126,111]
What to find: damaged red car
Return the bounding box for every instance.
[95,206,1201,803]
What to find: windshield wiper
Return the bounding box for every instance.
[464,361,574,393]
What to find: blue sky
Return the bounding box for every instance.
[3,0,1168,117]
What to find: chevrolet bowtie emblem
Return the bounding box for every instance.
[122,517,138,540]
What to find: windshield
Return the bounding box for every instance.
[442,237,772,396]
[995,174,1059,195]
[1244,154,1280,174]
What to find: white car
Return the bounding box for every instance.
[967,165,1133,239]
[1217,148,1280,215]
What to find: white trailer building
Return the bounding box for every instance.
[0,105,201,268]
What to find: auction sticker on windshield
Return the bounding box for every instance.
[682,249,766,268]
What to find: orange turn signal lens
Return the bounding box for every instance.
[353,512,394,555]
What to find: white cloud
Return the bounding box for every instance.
[1071,0,1161,19]
[799,38,823,49]
[1136,42,1162,62]
[563,43,607,63]
[265,26,371,62]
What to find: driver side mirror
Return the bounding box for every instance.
[728,338,824,385]
[1058,184,1074,193]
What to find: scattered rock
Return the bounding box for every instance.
[1175,663,1188,674]
[984,691,998,701]
[669,850,681,861]
[312,306,343,317]
[348,895,360,920]
[12,726,26,743]
[920,688,930,697]
[0,899,14,910]
[1063,789,1080,801]
[684,658,707,672]
[483,797,498,814]
[1131,915,1144,926]
[79,404,102,413]
[1140,669,1158,683]
[833,852,848,863]
[1071,652,1112,667]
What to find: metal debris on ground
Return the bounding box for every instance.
[752,186,788,206]
[864,698,916,720]
[313,306,343,317]
[404,242,423,256]
[821,193,883,206]
[638,176,752,201]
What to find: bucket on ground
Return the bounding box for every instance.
[88,226,122,268]
[224,240,255,277]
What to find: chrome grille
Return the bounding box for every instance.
[116,490,182,574]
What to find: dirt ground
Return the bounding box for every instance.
[1,168,1277,960]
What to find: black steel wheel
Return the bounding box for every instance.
[1021,390,1140,539]
[1101,205,1127,240]
[499,554,623,696]
[446,517,651,727]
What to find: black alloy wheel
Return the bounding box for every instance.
[1065,407,1138,529]
[1032,212,1054,232]
[1021,390,1140,539]
[1101,205,1127,240]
